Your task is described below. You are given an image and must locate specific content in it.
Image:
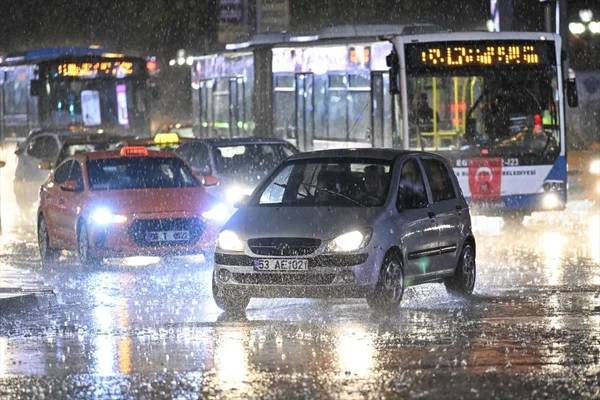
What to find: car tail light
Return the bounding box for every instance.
[120,146,149,157]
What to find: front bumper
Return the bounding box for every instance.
[213,252,376,299]
[88,213,218,258]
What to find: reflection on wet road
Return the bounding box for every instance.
[0,205,599,398]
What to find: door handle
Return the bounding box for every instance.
[455,204,463,211]
[58,199,65,205]
[427,211,436,219]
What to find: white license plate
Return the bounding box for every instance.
[254,259,309,272]
[145,230,190,242]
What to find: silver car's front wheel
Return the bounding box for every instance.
[367,252,404,312]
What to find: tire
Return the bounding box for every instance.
[366,252,405,313]
[38,216,59,267]
[212,272,250,313]
[444,243,476,296]
[77,222,102,269]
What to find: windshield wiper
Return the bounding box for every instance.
[302,182,366,208]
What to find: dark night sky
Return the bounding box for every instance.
[0,0,597,64]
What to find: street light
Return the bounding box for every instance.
[579,9,593,23]
[589,21,600,34]
[569,22,586,35]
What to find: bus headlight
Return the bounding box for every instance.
[542,193,562,210]
[589,159,600,175]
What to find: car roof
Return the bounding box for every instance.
[74,149,178,161]
[193,137,295,147]
[287,148,417,162]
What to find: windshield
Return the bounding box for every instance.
[87,157,199,190]
[404,42,561,165]
[40,79,145,130]
[256,159,392,207]
[215,143,297,177]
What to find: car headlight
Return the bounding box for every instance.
[327,230,371,253]
[202,203,232,222]
[217,230,245,252]
[89,207,127,225]
[590,159,600,175]
[225,184,253,205]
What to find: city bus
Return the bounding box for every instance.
[0,47,152,139]
[388,32,578,219]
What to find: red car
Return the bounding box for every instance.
[37,146,222,267]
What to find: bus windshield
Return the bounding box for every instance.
[44,79,144,129]
[404,42,561,165]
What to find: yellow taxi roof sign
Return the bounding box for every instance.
[154,132,180,145]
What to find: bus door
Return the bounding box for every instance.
[197,79,213,138]
[370,71,394,148]
[294,73,315,151]
[229,76,246,137]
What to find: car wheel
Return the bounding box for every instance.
[366,252,404,312]
[77,222,102,269]
[38,216,59,266]
[444,243,476,296]
[212,272,249,313]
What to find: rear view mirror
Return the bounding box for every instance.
[202,175,219,187]
[38,160,53,170]
[60,180,82,193]
[30,79,42,96]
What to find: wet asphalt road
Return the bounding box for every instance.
[0,206,599,399]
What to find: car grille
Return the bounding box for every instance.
[214,253,367,267]
[128,218,204,247]
[247,238,321,256]
[232,273,335,285]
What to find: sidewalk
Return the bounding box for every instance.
[0,265,55,314]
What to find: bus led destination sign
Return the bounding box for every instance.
[57,61,134,78]
[406,41,555,69]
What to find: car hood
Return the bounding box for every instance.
[225,206,382,240]
[88,187,213,215]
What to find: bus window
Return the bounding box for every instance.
[3,69,29,115]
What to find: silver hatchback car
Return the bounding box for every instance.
[212,149,476,312]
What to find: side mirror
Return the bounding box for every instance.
[38,160,54,170]
[0,161,5,168]
[234,194,250,208]
[202,175,219,187]
[30,79,42,96]
[60,180,82,193]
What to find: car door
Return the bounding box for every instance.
[394,157,441,279]
[421,157,462,273]
[57,160,85,248]
[43,160,73,246]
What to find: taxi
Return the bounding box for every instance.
[37,146,222,267]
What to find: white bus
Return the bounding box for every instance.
[388,31,578,219]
